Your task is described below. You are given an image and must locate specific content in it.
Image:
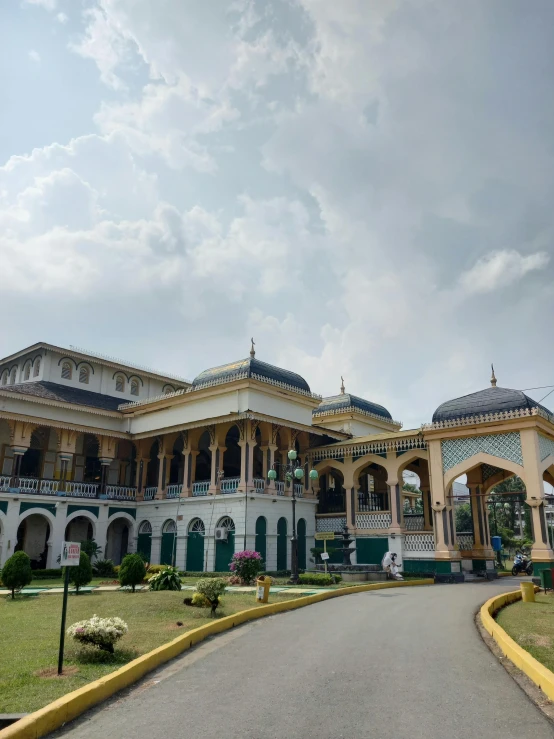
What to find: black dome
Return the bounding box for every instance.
[432,386,551,423]
[314,393,393,420]
[192,356,310,393]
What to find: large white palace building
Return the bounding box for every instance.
[2,341,554,579]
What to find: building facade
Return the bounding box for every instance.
[1,344,554,579]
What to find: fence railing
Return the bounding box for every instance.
[65,481,100,497]
[294,484,304,498]
[0,478,140,500]
[192,481,210,496]
[143,487,157,501]
[220,477,240,494]
[275,481,285,495]
[253,478,266,492]
[166,484,183,499]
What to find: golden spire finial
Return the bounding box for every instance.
[250,338,255,358]
[490,364,497,387]
[340,376,345,394]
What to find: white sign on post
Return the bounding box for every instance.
[320,552,330,561]
[60,541,81,566]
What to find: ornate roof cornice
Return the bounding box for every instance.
[313,404,402,428]
[422,406,553,430]
[310,434,427,461]
[119,388,186,410]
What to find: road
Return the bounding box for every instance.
[51,579,554,739]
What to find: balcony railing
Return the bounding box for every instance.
[66,481,100,497]
[105,485,136,501]
[220,477,240,494]
[403,514,425,531]
[294,483,304,498]
[358,491,388,512]
[144,487,157,501]
[166,484,183,498]
[253,478,265,493]
[192,481,210,496]
[0,478,138,501]
[0,475,10,491]
[275,481,285,496]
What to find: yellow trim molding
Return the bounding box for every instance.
[0,579,432,739]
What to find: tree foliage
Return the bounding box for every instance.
[1,551,33,599]
[119,554,146,592]
[455,503,472,533]
[65,552,93,593]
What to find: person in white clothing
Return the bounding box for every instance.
[381,551,404,580]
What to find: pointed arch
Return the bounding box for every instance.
[443,452,525,490]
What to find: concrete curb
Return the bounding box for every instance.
[480,587,554,700]
[0,579,432,739]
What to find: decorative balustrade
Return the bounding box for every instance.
[166,484,183,499]
[355,512,392,529]
[404,533,435,552]
[294,483,303,498]
[275,481,285,496]
[457,533,474,551]
[0,475,10,490]
[220,477,240,494]
[253,478,265,493]
[38,479,60,495]
[316,516,346,532]
[106,485,136,501]
[192,481,210,496]
[357,492,388,512]
[143,487,157,501]
[403,514,425,531]
[19,477,40,492]
[65,481,100,497]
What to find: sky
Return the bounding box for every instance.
[2,0,554,429]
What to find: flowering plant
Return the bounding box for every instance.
[67,615,128,653]
[229,550,264,585]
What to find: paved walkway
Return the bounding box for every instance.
[51,579,554,739]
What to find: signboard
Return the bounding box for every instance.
[60,541,81,567]
[320,552,330,561]
[315,532,335,541]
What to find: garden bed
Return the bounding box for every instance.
[0,589,303,713]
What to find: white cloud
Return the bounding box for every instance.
[56,12,68,23]
[28,49,41,63]
[459,250,550,294]
[23,0,57,10]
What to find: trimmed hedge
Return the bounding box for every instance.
[30,569,63,580]
[298,573,342,586]
[178,571,232,578]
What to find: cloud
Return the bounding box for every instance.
[28,50,41,63]
[56,12,68,24]
[23,0,57,9]
[459,250,550,294]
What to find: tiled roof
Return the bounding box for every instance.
[0,381,123,412]
[192,356,311,393]
[432,386,552,423]
[314,393,393,420]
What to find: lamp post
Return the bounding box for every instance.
[268,449,319,584]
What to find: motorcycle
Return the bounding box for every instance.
[512,550,533,576]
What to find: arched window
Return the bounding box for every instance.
[24,363,31,381]
[188,518,205,534]
[79,366,90,384]
[163,385,175,395]
[138,521,152,535]
[162,520,177,534]
[10,368,17,384]
[61,362,72,380]
[130,379,139,396]
[1,370,8,385]
[33,358,41,377]
[115,375,124,392]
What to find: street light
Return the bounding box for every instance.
[268,449,319,584]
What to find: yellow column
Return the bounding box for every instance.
[428,438,460,562]
[521,428,554,563]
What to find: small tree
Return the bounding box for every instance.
[80,539,102,561]
[2,551,33,599]
[229,550,264,584]
[65,551,92,593]
[195,577,227,615]
[119,554,146,592]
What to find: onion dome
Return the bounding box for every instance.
[313,377,393,420]
[191,340,311,393]
[432,366,551,422]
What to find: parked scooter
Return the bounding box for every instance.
[512,549,533,576]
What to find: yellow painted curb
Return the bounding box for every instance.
[0,578,432,739]
[480,586,554,700]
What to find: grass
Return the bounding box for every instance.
[0,588,303,713]
[496,592,554,672]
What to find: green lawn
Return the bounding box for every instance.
[0,589,302,713]
[496,592,554,672]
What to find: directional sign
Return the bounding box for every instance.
[320,552,330,561]
[314,532,335,541]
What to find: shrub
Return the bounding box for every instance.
[92,559,116,578]
[148,566,182,591]
[191,592,210,607]
[146,565,166,575]
[229,550,264,585]
[67,615,128,653]
[195,577,227,615]
[2,551,33,598]
[178,571,230,578]
[118,554,146,592]
[298,573,341,586]
[80,539,102,561]
[227,575,242,585]
[263,570,291,578]
[64,552,93,593]
[28,568,62,580]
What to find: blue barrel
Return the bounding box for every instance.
[491,536,502,552]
